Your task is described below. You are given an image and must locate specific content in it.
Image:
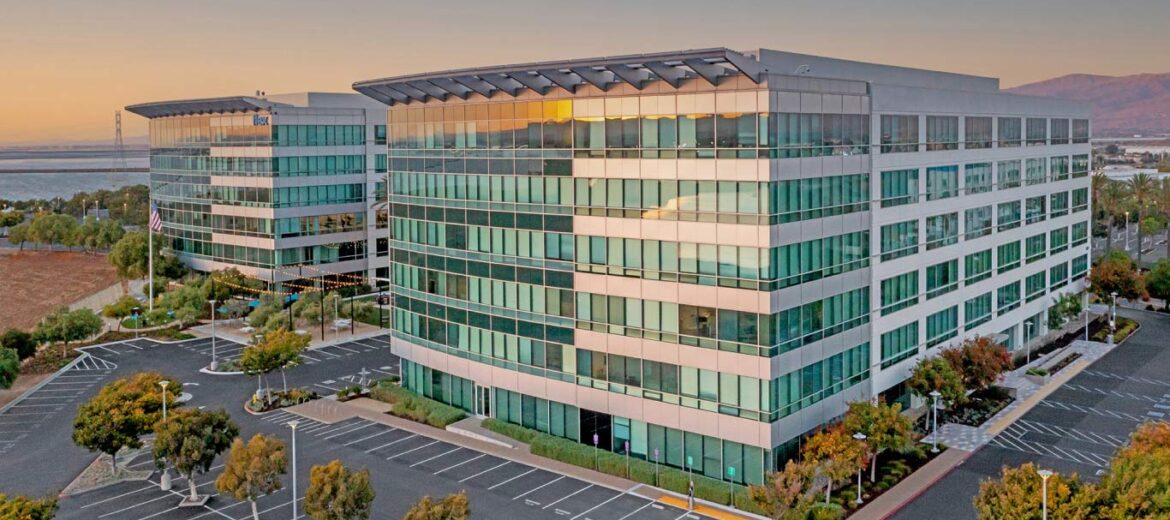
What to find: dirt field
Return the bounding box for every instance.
[0,250,119,330]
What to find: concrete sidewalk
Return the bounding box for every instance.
[848,448,971,520]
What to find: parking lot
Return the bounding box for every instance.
[0,356,114,457]
[59,407,719,520]
[895,309,1170,519]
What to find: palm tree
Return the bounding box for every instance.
[1128,173,1156,267]
[1098,178,1127,253]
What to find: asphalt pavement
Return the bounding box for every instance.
[894,308,1170,519]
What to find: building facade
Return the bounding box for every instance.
[126,93,389,285]
[354,48,1090,486]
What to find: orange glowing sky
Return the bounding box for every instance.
[2,0,1167,145]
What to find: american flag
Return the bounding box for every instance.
[149,202,163,232]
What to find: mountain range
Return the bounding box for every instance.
[1006,73,1170,137]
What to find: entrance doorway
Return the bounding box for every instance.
[579,408,612,450]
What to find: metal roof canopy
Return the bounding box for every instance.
[353,48,764,106]
[124,96,292,118]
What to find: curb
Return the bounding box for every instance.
[198,367,244,376]
[875,449,972,520]
[0,353,88,416]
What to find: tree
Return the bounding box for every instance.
[403,492,470,520]
[304,460,375,520]
[1097,177,1128,252]
[1147,259,1170,310]
[153,408,239,503]
[907,356,966,407]
[1089,254,1145,303]
[0,348,18,390]
[1129,173,1157,266]
[801,425,866,503]
[1095,422,1170,518]
[0,494,57,520]
[108,231,149,283]
[749,460,818,520]
[7,222,29,250]
[0,210,23,228]
[269,328,309,392]
[72,372,183,472]
[841,400,915,483]
[973,463,1095,520]
[0,328,37,360]
[103,296,140,332]
[216,434,287,520]
[35,307,103,357]
[941,336,1012,392]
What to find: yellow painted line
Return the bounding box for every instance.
[658,495,747,520]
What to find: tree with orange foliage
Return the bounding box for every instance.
[941,336,1012,392]
[801,425,867,504]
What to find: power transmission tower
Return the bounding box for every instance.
[113,110,128,172]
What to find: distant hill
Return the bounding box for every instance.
[1006,73,1170,137]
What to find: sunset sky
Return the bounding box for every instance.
[3,0,1167,145]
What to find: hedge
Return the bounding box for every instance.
[369,383,466,428]
[482,419,764,514]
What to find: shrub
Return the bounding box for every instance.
[369,383,465,428]
[1026,367,1049,376]
[487,420,764,514]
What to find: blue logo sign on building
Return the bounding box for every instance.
[252,115,269,126]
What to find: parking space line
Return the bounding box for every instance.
[616,500,656,520]
[434,453,485,475]
[298,422,332,434]
[513,475,564,500]
[570,488,626,519]
[331,344,360,354]
[314,383,340,392]
[98,480,214,518]
[459,461,510,482]
[323,422,373,440]
[81,484,159,508]
[342,428,394,446]
[387,440,439,460]
[410,447,462,468]
[489,468,535,490]
[313,421,364,437]
[365,434,416,452]
[543,483,592,510]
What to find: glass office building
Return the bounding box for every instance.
[355,48,1090,484]
[126,93,389,285]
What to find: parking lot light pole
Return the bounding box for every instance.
[1037,469,1053,520]
[1024,321,1034,366]
[287,420,299,520]
[929,390,941,453]
[159,380,171,491]
[207,299,217,371]
[1084,278,1090,341]
[853,432,867,504]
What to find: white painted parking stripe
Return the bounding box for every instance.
[570,487,624,519]
[315,383,340,391]
[343,428,394,446]
[314,421,366,437]
[98,480,214,517]
[387,440,439,460]
[365,434,416,453]
[617,500,655,520]
[544,483,592,510]
[488,468,535,490]
[298,422,332,433]
[459,461,510,482]
[411,446,462,467]
[434,453,485,475]
[81,484,157,508]
[324,422,374,440]
[514,475,564,500]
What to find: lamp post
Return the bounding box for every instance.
[1037,469,1053,520]
[1125,211,1131,252]
[853,432,867,504]
[1025,321,1034,366]
[1110,290,1119,344]
[159,380,171,491]
[207,299,218,371]
[929,390,941,453]
[288,420,299,520]
[1084,278,1090,341]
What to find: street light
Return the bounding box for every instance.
[1084,278,1091,342]
[1125,211,1131,252]
[1037,469,1053,520]
[1111,291,1119,343]
[207,299,218,371]
[159,380,171,491]
[287,420,299,520]
[1025,321,1034,366]
[929,390,942,453]
[853,432,867,504]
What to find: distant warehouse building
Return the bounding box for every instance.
[354,47,1091,485]
[125,92,389,286]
